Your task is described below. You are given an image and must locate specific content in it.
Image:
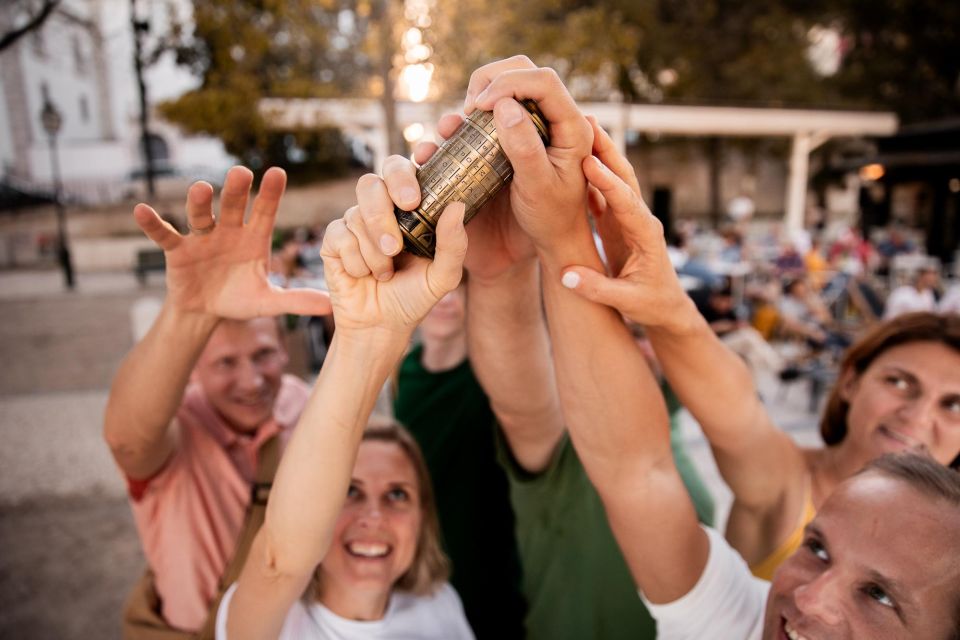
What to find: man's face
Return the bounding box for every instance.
[419,287,466,344]
[192,318,287,433]
[763,473,960,640]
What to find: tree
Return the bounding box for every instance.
[822,0,960,124]
[158,0,364,179]
[0,0,60,54]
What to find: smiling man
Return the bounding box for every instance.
[103,166,330,635]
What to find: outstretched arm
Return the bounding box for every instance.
[414,107,563,472]
[224,195,468,640]
[559,121,807,557]
[468,58,708,603]
[103,167,331,480]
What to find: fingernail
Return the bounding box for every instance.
[400,186,420,205]
[379,234,400,255]
[592,155,611,173]
[561,271,581,289]
[499,100,524,128]
[463,91,474,113]
[377,270,394,282]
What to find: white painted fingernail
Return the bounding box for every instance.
[379,234,399,255]
[561,271,581,289]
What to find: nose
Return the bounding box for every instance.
[793,571,844,627]
[894,395,938,439]
[234,357,265,391]
[355,501,384,525]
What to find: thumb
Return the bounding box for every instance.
[494,98,553,186]
[427,202,467,295]
[560,266,639,316]
[261,287,333,317]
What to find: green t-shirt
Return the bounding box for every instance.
[497,398,715,640]
[394,345,527,639]
[498,432,657,639]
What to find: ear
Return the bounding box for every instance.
[837,366,859,402]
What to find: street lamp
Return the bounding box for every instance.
[40,95,75,289]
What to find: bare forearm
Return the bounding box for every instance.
[466,258,563,471]
[103,303,219,478]
[264,328,410,578]
[539,234,671,476]
[646,307,799,506]
[539,234,706,600]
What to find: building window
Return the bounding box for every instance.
[31,30,46,57]
[72,35,87,74]
[79,95,90,123]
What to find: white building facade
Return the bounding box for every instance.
[0,0,233,206]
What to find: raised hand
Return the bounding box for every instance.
[465,55,594,255]
[558,119,693,332]
[320,199,467,334]
[133,166,331,319]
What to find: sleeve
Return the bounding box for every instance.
[437,583,477,640]
[214,582,238,640]
[639,527,769,640]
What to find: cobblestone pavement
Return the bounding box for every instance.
[0,267,821,640]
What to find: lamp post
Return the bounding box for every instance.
[40,95,75,289]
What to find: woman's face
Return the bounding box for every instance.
[320,441,422,597]
[840,341,960,465]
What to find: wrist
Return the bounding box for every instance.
[158,303,221,337]
[466,256,539,289]
[332,326,411,357]
[648,295,708,339]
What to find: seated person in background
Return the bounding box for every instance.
[104,167,329,635]
[393,282,527,639]
[550,135,960,640]
[778,276,849,352]
[349,55,712,639]
[215,188,474,638]
[689,280,784,378]
[884,264,940,319]
[558,116,960,584]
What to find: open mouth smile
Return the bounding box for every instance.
[345,541,392,559]
[783,618,810,640]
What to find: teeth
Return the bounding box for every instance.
[347,542,389,558]
[784,622,808,640]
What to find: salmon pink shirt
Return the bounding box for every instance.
[126,374,309,632]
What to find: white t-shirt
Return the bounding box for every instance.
[640,527,770,640]
[216,581,474,640]
[884,285,936,319]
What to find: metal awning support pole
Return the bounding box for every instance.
[785,132,811,236]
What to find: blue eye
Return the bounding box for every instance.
[804,537,829,562]
[347,485,360,499]
[386,488,409,502]
[865,584,895,609]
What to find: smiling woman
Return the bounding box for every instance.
[308,423,450,614]
[210,163,474,640]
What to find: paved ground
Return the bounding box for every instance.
[0,262,821,639]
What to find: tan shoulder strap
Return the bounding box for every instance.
[195,434,282,639]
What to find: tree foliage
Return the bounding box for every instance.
[158,0,368,178]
